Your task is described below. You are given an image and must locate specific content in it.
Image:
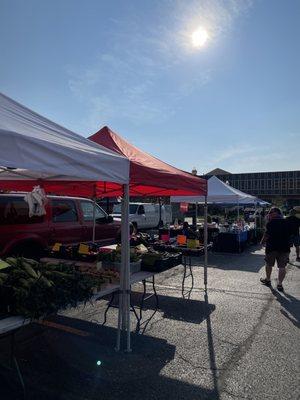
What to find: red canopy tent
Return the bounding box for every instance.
[89,126,208,352]
[89,126,207,349]
[88,126,207,197]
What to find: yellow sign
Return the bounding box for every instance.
[52,243,62,252]
[187,239,200,249]
[78,243,90,255]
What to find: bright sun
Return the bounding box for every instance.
[191,27,209,48]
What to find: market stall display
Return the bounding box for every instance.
[0,257,105,319]
[171,175,262,255]
[43,238,192,332]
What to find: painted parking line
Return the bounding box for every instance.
[38,320,91,337]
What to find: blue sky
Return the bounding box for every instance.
[0,0,299,174]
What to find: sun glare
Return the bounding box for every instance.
[191,27,209,48]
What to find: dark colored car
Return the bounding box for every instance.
[0,193,121,258]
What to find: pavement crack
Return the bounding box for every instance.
[176,352,225,372]
[218,294,274,391]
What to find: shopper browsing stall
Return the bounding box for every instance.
[286,209,300,261]
[260,207,291,292]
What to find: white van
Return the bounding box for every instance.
[112,202,172,230]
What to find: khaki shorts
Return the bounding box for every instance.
[265,251,289,268]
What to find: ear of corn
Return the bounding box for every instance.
[0,257,104,319]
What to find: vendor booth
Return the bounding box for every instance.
[171,176,262,253]
[171,175,257,204]
[0,95,207,363]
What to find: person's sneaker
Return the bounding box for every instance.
[260,278,271,287]
[277,284,284,292]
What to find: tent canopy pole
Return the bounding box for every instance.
[123,184,131,352]
[115,184,130,351]
[204,195,208,284]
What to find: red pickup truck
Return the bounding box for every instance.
[0,193,121,258]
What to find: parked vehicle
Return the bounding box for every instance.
[111,202,172,230]
[0,193,121,258]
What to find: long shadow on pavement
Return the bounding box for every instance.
[203,262,220,400]
[128,291,215,325]
[269,287,300,329]
[0,317,217,400]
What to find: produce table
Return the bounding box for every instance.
[99,271,158,333]
[14,259,159,334]
[40,253,188,331]
[152,243,213,298]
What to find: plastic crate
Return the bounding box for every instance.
[141,253,182,272]
[141,258,170,272]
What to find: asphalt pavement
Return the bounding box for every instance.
[1,245,299,400]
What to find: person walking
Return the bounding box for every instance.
[286,208,300,261]
[260,207,291,292]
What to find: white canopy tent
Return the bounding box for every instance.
[171,175,257,204]
[0,92,129,183]
[0,92,131,351]
[171,176,262,265]
[238,197,270,206]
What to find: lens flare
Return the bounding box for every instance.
[191,27,209,48]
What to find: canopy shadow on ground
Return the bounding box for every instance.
[0,317,217,400]
[128,291,215,325]
[194,246,265,273]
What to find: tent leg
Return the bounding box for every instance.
[204,196,208,287]
[92,198,96,243]
[115,282,123,352]
[116,185,130,352]
[92,185,97,243]
[116,194,125,351]
[123,184,131,352]
[254,202,257,240]
[237,199,240,252]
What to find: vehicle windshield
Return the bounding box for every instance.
[113,204,139,214]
